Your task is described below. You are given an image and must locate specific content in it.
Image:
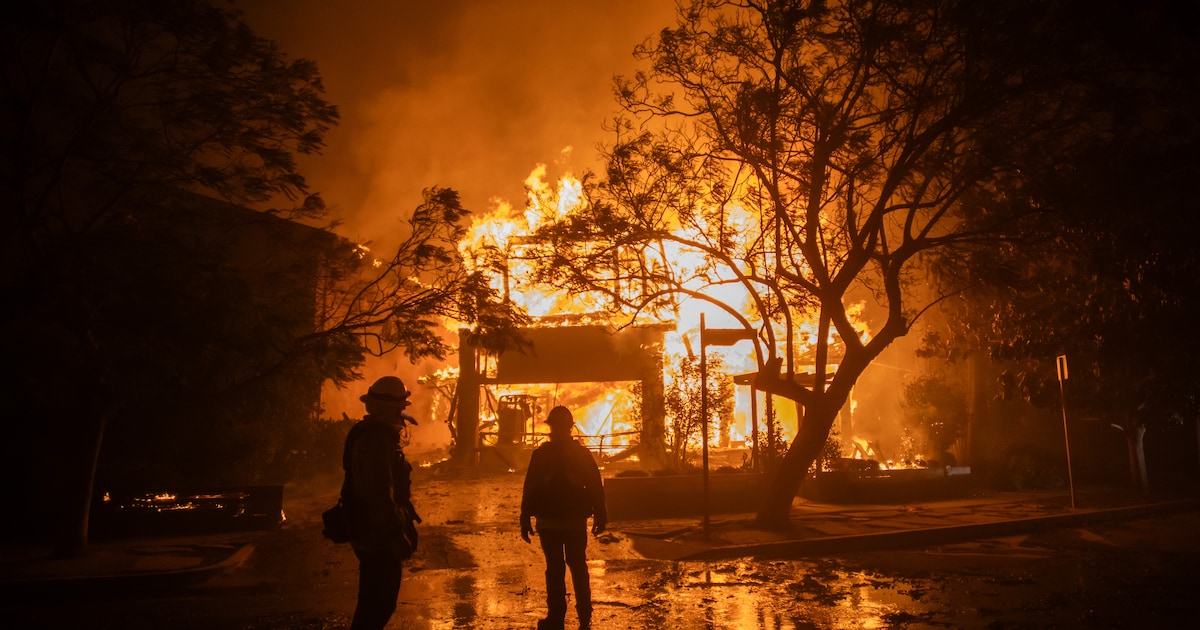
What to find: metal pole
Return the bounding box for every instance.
[750,386,759,471]
[700,314,710,538]
[1057,354,1076,509]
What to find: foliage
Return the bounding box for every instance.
[1,0,339,221]
[924,0,1200,487]
[663,353,735,470]
[269,416,356,485]
[811,423,843,474]
[314,186,529,367]
[900,372,968,463]
[897,425,919,469]
[754,402,788,471]
[524,0,1099,525]
[1002,447,1067,492]
[2,0,346,554]
[0,1,522,552]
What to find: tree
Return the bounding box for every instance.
[663,351,735,470]
[900,372,968,466]
[927,0,1200,493]
[312,186,528,367]
[88,188,518,494]
[528,0,1097,526]
[1,0,340,556]
[0,1,519,554]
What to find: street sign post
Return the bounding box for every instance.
[1057,354,1076,509]
[699,317,755,538]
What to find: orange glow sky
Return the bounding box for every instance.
[236,0,677,252]
[234,1,678,434]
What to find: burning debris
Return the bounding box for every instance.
[92,486,285,538]
[427,169,927,473]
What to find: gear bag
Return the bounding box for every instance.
[321,498,351,544]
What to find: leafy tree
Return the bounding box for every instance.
[755,401,787,471]
[2,0,341,555]
[900,372,967,466]
[527,0,1095,526]
[0,1,520,554]
[930,0,1200,491]
[663,352,735,471]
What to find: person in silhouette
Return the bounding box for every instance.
[343,376,421,630]
[520,405,607,630]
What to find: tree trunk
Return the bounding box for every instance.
[454,338,480,464]
[1127,422,1149,494]
[965,353,988,468]
[1195,416,1200,477]
[53,395,109,558]
[639,345,670,469]
[749,312,892,529]
[755,400,837,528]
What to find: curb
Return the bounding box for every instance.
[676,499,1200,561]
[0,543,256,599]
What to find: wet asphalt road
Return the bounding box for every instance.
[10,473,1200,629]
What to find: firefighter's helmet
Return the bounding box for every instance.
[545,405,574,428]
[360,376,411,404]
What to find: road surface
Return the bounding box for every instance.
[10,472,1199,628]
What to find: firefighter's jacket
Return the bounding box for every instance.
[342,417,418,553]
[521,437,607,532]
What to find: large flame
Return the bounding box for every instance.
[453,165,879,457]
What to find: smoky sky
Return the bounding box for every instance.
[236,0,677,250]
[233,0,677,423]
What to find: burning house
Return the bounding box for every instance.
[454,323,673,468]
[440,168,955,481]
[444,170,799,472]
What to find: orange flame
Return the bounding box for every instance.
[454,165,873,451]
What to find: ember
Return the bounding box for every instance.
[92,486,285,538]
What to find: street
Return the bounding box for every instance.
[9,471,1200,629]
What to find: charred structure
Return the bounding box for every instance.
[454,324,672,468]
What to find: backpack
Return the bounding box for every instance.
[321,499,351,543]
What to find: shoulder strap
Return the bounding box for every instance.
[341,421,403,501]
[340,421,368,501]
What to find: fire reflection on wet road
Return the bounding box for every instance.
[384,474,1199,629]
[399,554,945,629]
[397,540,1194,629]
[372,474,955,629]
[10,472,1197,629]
